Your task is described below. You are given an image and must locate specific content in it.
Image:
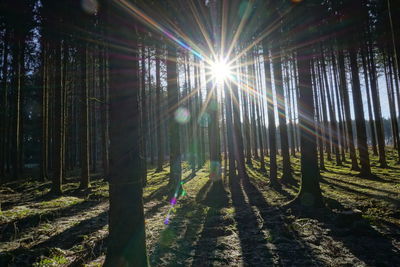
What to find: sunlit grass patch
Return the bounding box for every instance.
[0,205,35,223]
[38,196,83,209]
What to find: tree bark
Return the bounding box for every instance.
[104,2,148,265]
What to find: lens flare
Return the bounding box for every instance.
[210,59,231,82]
[174,107,190,124]
[81,0,98,14]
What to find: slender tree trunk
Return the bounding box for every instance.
[80,44,90,189]
[361,48,378,156]
[271,39,292,182]
[311,59,325,171]
[167,46,182,191]
[349,47,371,176]
[367,45,387,167]
[338,50,359,170]
[140,43,147,186]
[155,43,164,172]
[99,44,109,176]
[385,53,400,160]
[225,81,236,176]
[0,28,10,179]
[321,47,340,165]
[51,33,63,194]
[253,52,266,172]
[262,41,278,186]
[207,74,221,181]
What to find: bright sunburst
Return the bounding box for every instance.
[210,59,231,82]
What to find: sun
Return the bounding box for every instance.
[210,59,231,82]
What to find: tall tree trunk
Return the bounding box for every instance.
[155,42,164,172]
[338,50,359,170]
[104,3,148,265]
[80,44,90,189]
[262,41,278,186]
[367,45,388,167]
[99,44,109,176]
[292,35,323,208]
[0,28,10,179]
[349,47,371,176]
[51,33,63,194]
[140,43,147,186]
[271,38,292,182]
[361,48,378,156]
[321,47,340,165]
[207,75,222,181]
[225,81,236,176]
[311,59,325,171]
[167,46,182,192]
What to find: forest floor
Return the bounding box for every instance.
[1,150,400,266]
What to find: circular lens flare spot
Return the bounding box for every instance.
[174,107,190,124]
[81,0,98,14]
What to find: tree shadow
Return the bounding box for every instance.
[144,184,170,202]
[229,175,275,266]
[355,172,388,182]
[33,211,108,250]
[324,176,398,195]
[195,180,212,203]
[192,206,234,266]
[273,183,297,200]
[69,235,108,266]
[150,183,212,266]
[1,179,107,211]
[146,173,169,188]
[0,199,106,242]
[3,211,108,266]
[1,182,53,210]
[240,177,324,266]
[149,206,205,266]
[200,180,229,208]
[307,208,400,266]
[144,201,169,219]
[320,178,400,206]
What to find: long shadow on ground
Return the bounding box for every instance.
[0,199,106,242]
[324,176,398,195]
[304,206,400,266]
[192,206,232,266]
[150,191,208,266]
[192,181,232,266]
[2,211,108,266]
[320,178,400,206]
[240,177,323,266]
[229,175,275,266]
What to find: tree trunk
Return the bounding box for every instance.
[262,41,278,186]
[367,44,388,167]
[338,50,359,170]
[167,46,182,192]
[104,3,148,265]
[292,37,323,208]
[0,28,10,179]
[80,44,90,189]
[155,42,164,172]
[349,47,371,176]
[271,39,292,182]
